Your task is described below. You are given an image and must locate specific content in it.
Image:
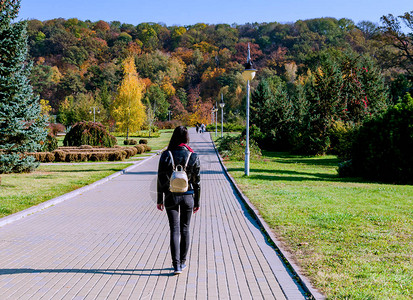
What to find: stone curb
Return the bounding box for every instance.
[0,151,162,229]
[211,135,325,300]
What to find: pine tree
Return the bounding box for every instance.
[0,0,48,173]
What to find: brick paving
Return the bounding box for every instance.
[0,129,307,299]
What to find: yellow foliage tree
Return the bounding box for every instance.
[40,99,52,117]
[112,56,146,139]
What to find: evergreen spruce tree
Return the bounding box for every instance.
[0,0,48,173]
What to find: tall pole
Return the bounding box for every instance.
[93,107,96,122]
[221,109,224,138]
[215,103,218,137]
[245,80,250,176]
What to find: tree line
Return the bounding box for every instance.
[25,14,412,130]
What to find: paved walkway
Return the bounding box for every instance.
[0,129,307,299]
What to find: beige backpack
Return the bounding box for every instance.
[168,151,192,193]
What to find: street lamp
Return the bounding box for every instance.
[219,93,225,138]
[215,102,218,137]
[89,107,100,123]
[168,110,171,121]
[242,43,257,176]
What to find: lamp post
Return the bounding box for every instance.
[168,110,171,121]
[241,43,257,176]
[219,93,225,138]
[215,102,218,137]
[89,107,100,123]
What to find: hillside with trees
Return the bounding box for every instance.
[24,13,412,158]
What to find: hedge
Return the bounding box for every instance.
[30,143,152,163]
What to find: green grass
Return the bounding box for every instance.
[223,151,413,299]
[0,164,132,219]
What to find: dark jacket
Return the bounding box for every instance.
[157,146,201,207]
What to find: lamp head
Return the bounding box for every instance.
[242,43,257,81]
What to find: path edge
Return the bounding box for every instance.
[211,135,325,300]
[0,151,162,229]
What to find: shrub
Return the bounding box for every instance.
[90,153,109,161]
[134,144,145,154]
[155,120,182,129]
[143,144,152,152]
[130,147,138,156]
[206,123,245,133]
[109,151,124,161]
[49,123,66,136]
[139,139,148,144]
[124,139,137,145]
[33,152,43,162]
[78,153,88,162]
[329,121,358,161]
[53,150,66,162]
[217,134,261,161]
[45,152,55,162]
[63,121,117,147]
[340,93,413,183]
[41,134,58,152]
[65,152,78,162]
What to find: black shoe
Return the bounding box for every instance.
[174,265,182,275]
[181,263,187,271]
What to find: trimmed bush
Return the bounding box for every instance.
[129,147,138,156]
[53,150,66,162]
[109,151,124,161]
[124,139,138,145]
[134,144,145,154]
[65,152,78,162]
[45,152,55,162]
[78,153,88,162]
[63,121,117,147]
[139,139,148,144]
[143,144,152,152]
[79,145,93,149]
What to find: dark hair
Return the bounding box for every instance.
[167,126,189,150]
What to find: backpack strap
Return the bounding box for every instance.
[168,151,175,170]
[184,152,192,170]
[168,150,192,170]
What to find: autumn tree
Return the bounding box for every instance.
[112,56,146,139]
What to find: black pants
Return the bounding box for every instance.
[165,194,194,267]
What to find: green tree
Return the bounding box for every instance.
[143,84,169,120]
[251,76,294,149]
[0,0,48,173]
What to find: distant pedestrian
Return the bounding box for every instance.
[157,126,201,275]
[195,123,199,133]
[200,123,205,133]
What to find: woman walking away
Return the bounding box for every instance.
[157,126,201,275]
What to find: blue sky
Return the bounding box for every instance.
[19,0,412,26]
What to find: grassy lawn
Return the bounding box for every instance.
[223,151,413,299]
[0,163,132,219]
[114,130,173,149]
